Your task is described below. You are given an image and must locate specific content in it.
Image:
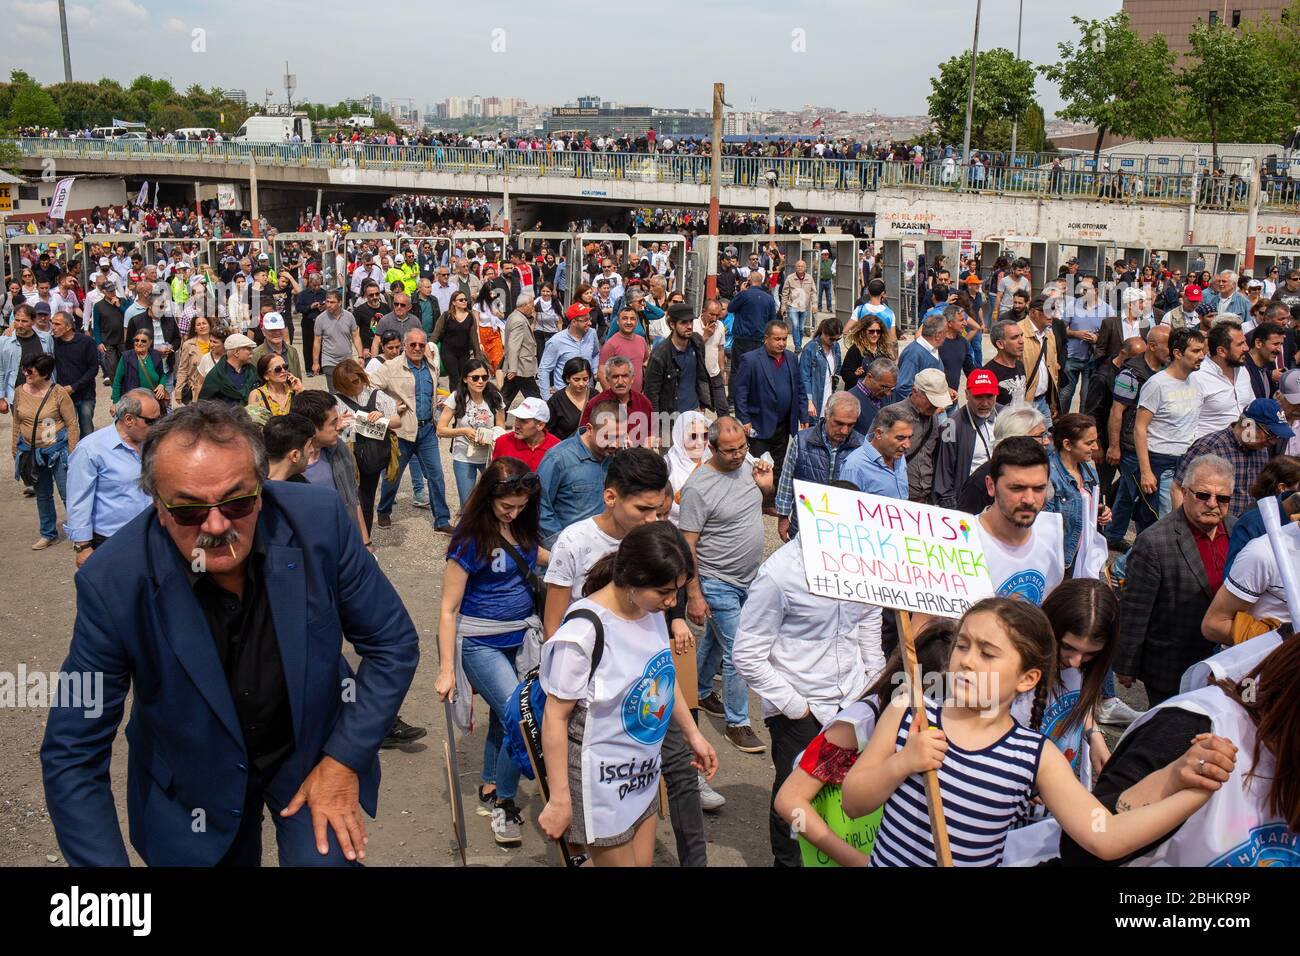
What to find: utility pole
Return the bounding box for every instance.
[57,0,72,82]
[706,83,725,301]
[1243,159,1260,274]
[961,0,982,167]
[1009,0,1023,163]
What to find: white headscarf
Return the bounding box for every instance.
[666,410,712,525]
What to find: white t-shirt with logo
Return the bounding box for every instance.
[1224,522,1299,626]
[544,516,620,599]
[1137,369,1201,455]
[979,510,1065,605]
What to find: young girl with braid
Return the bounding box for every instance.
[841,598,1236,866]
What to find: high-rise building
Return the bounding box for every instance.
[224,88,247,104]
[724,112,749,136]
[445,96,466,119]
[576,95,601,110]
[470,95,484,117]
[1122,1,1290,56]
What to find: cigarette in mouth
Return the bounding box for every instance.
[228,542,237,559]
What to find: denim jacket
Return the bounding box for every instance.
[1045,450,1098,568]
[798,339,842,417]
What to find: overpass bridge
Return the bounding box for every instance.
[8,137,1299,276]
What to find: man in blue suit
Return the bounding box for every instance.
[41,402,419,866]
[733,319,811,505]
[892,311,947,404]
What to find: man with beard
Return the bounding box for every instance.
[1190,321,1254,440]
[977,436,1064,605]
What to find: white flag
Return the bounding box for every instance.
[47,177,75,220]
[153,181,160,207]
[135,181,149,206]
[1072,487,1108,581]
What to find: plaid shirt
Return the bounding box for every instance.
[1171,427,1269,520]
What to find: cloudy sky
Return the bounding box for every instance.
[6,0,1124,115]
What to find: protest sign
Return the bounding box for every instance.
[442,700,467,865]
[799,786,882,868]
[793,480,995,619]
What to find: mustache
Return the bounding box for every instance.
[195,528,242,549]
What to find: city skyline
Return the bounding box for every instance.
[4,0,1125,117]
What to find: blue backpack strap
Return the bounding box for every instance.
[561,608,605,682]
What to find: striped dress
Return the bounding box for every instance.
[869,700,1046,867]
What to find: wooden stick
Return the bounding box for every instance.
[441,701,468,866]
[897,609,953,867]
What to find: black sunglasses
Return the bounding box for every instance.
[496,472,540,494]
[1191,491,1231,506]
[465,374,488,382]
[162,485,261,525]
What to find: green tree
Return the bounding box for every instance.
[154,103,198,130]
[1180,21,1286,166]
[1039,12,1179,163]
[7,81,62,129]
[927,47,1037,151]
[1247,0,1300,134]
[48,81,112,128]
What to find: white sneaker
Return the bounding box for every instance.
[1096,696,1143,726]
[412,496,430,510]
[698,774,726,813]
[490,803,522,846]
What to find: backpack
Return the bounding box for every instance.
[337,389,390,475]
[504,609,604,783]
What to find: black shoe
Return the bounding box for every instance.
[377,513,391,528]
[381,715,427,748]
[22,486,36,498]
[435,523,455,535]
[1106,538,1131,554]
[698,692,725,718]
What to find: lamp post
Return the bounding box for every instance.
[961,0,983,168]
[1009,0,1023,164]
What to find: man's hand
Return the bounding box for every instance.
[1139,470,1157,495]
[777,515,791,542]
[0,398,8,415]
[280,755,367,861]
[752,460,775,493]
[74,546,94,569]
[1106,445,1121,467]
[687,591,710,626]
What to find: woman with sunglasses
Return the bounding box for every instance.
[12,353,79,550]
[173,315,215,405]
[111,331,168,413]
[438,357,506,507]
[840,314,892,390]
[666,410,711,525]
[431,288,485,392]
[248,352,304,417]
[19,270,39,304]
[434,456,546,846]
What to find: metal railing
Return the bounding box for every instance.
[9,138,1298,211]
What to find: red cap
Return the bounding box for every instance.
[1182,284,1203,303]
[565,302,592,320]
[967,369,1000,396]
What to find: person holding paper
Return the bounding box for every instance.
[1043,414,1112,576]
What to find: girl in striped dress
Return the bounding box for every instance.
[841,598,1235,866]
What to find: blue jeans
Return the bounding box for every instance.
[460,640,522,802]
[74,398,95,439]
[1032,393,1052,427]
[35,454,69,541]
[787,310,809,351]
[1107,450,1178,541]
[409,455,426,500]
[377,423,451,525]
[1058,356,1091,414]
[817,279,833,312]
[696,577,750,727]
[452,459,486,508]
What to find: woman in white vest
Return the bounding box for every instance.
[1061,637,1300,866]
[537,522,719,866]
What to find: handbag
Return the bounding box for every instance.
[16,386,55,488]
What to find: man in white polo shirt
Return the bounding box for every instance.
[1190,320,1255,440]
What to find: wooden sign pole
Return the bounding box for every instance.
[442,700,468,866]
[519,719,588,868]
[897,609,954,867]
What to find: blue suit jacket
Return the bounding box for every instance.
[892,338,943,403]
[733,347,810,439]
[40,482,420,866]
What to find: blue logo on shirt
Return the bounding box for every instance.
[1209,824,1300,867]
[621,650,676,745]
[998,570,1048,604]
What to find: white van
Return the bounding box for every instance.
[232,114,313,144]
[91,126,145,139]
[175,127,220,140]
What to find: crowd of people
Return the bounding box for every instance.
[11,191,1300,870]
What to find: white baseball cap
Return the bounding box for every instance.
[511,397,550,424]
[913,368,954,410]
[98,256,111,266]
[224,333,257,351]
[261,311,286,330]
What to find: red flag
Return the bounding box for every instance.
[811,117,823,129]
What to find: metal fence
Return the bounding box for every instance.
[8,137,1298,211]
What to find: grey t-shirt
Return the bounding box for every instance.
[678,462,765,587]
[315,308,359,367]
[375,311,422,345]
[997,275,1030,314]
